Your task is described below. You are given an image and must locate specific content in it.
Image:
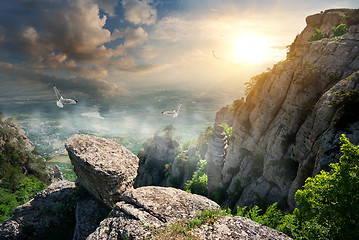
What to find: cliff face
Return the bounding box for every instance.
[207,9,359,209]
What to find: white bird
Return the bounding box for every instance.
[53,85,78,108]
[212,50,223,60]
[162,103,182,118]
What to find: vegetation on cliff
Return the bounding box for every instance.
[234,135,359,240]
[0,114,49,222]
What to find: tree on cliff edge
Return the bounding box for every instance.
[286,134,359,239]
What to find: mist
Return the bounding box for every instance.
[0,83,244,155]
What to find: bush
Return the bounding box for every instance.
[309,29,325,42]
[236,202,284,230]
[185,159,208,196]
[221,123,232,137]
[332,23,348,37]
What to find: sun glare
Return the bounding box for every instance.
[232,35,272,64]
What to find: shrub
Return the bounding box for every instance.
[309,29,324,42]
[332,23,348,37]
[185,159,208,196]
[221,123,232,137]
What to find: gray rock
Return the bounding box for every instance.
[192,216,292,240]
[0,180,76,240]
[135,130,180,187]
[206,9,359,210]
[73,197,110,240]
[65,134,139,208]
[88,186,219,239]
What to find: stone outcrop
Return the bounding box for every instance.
[0,117,63,183]
[191,216,291,240]
[206,9,359,210]
[73,197,110,240]
[135,128,180,187]
[0,181,77,239]
[88,186,220,239]
[65,134,139,207]
[207,124,228,194]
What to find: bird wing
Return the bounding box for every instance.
[61,98,77,104]
[53,86,62,100]
[174,103,182,112]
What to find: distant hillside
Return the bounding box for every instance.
[0,113,52,222]
[206,8,359,210]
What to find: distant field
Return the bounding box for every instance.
[48,155,76,182]
[48,155,71,163]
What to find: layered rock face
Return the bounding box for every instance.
[135,129,180,187]
[207,9,359,209]
[66,134,139,207]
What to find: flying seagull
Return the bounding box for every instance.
[53,85,78,108]
[212,50,223,60]
[162,103,182,118]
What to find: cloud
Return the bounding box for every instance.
[124,27,149,47]
[122,0,157,25]
[0,0,165,101]
[95,0,119,16]
[0,62,128,100]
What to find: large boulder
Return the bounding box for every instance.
[88,186,219,239]
[65,134,139,207]
[88,186,292,240]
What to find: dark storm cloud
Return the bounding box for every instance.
[0,0,159,99]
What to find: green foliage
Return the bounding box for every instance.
[221,123,232,137]
[195,126,213,158]
[309,29,325,42]
[184,159,208,196]
[0,137,48,223]
[291,134,359,240]
[236,202,284,230]
[152,208,228,239]
[332,23,348,37]
[231,135,359,240]
[0,176,46,222]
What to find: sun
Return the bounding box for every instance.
[231,34,271,64]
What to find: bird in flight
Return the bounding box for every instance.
[212,50,223,60]
[53,85,78,108]
[162,103,182,118]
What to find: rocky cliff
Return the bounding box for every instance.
[0,115,63,183]
[206,9,359,210]
[1,134,292,239]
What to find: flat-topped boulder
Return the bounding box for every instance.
[88,186,220,239]
[65,134,139,207]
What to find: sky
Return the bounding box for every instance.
[1,0,358,104]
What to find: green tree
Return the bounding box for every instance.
[292,134,359,239]
[332,23,348,37]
